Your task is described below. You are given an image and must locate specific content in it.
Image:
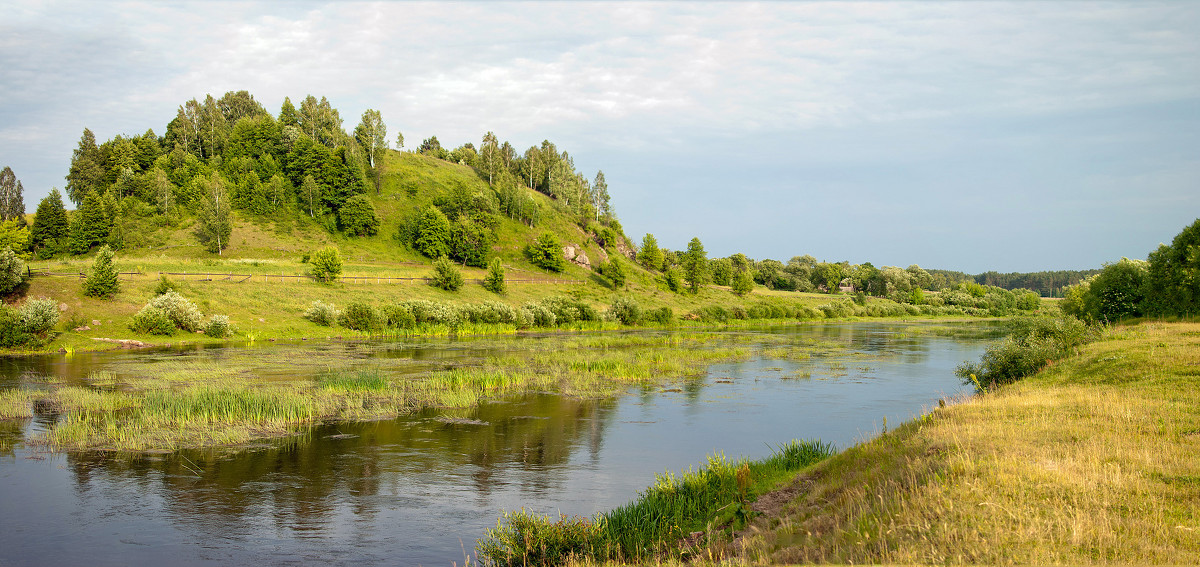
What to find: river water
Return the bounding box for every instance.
[0,322,997,566]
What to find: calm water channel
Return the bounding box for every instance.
[0,322,999,566]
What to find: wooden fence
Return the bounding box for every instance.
[32,271,583,286]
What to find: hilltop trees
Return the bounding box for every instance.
[354,109,387,193]
[30,189,68,258]
[680,237,708,293]
[0,167,25,224]
[638,233,663,270]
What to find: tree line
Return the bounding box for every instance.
[7,90,623,266]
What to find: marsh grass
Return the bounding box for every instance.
[476,439,836,566]
[0,389,34,419]
[725,321,1200,565]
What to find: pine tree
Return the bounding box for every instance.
[69,192,110,254]
[82,245,120,299]
[30,189,68,256]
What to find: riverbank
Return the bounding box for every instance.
[709,320,1199,564]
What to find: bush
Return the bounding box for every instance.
[303,300,340,326]
[399,299,462,326]
[600,258,626,288]
[203,315,233,338]
[138,291,203,332]
[645,306,674,325]
[523,303,557,327]
[0,247,27,295]
[337,194,380,236]
[731,270,753,296]
[430,257,464,291]
[18,298,60,335]
[152,274,180,296]
[382,305,417,330]
[664,267,682,293]
[309,246,343,283]
[128,306,176,335]
[956,317,1098,391]
[338,301,382,332]
[527,232,565,272]
[82,245,120,299]
[483,258,506,294]
[606,296,642,325]
[0,305,30,347]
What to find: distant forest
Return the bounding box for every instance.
[928,269,1102,298]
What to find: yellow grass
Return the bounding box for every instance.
[720,321,1200,564]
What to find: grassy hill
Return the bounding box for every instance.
[18,150,865,353]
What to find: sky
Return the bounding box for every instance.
[2,1,1198,274]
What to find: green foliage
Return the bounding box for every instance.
[203,315,234,338]
[644,306,674,325]
[18,298,60,336]
[1144,218,1200,316]
[430,257,464,291]
[664,267,682,293]
[599,258,626,288]
[477,510,601,567]
[681,237,708,293]
[69,191,110,254]
[382,304,417,330]
[309,246,342,282]
[956,317,1098,391]
[0,247,27,294]
[338,301,383,332]
[637,233,662,270]
[483,258,506,294]
[128,306,175,335]
[146,291,204,332]
[153,274,180,296]
[195,173,232,254]
[337,194,380,236]
[709,257,732,286]
[303,300,340,326]
[450,216,495,268]
[606,296,642,325]
[527,232,565,272]
[731,270,754,296]
[413,205,452,259]
[82,245,120,299]
[0,305,31,347]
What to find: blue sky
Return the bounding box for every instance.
[2,1,1197,273]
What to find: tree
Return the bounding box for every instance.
[430,257,464,291]
[592,170,611,219]
[395,131,405,150]
[0,167,25,224]
[732,270,754,296]
[309,246,342,282]
[528,232,565,272]
[480,131,501,185]
[195,173,232,254]
[414,205,452,259]
[637,233,663,270]
[66,128,107,205]
[82,245,119,299]
[483,258,506,294]
[601,257,627,288]
[450,217,494,268]
[680,237,708,293]
[0,247,27,294]
[279,96,299,127]
[337,194,380,236]
[1144,218,1200,316]
[709,257,732,286]
[354,109,388,193]
[294,173,319,218]
[69,191,110,254]
[30,189,68,256]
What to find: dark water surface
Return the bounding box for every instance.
[0,322,997,566]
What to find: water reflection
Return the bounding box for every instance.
[0,322,999,566]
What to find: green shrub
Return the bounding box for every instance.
[462,301,519,325]
[664,267,682,293]
[138,291,204,332]
[523,303,556,327]
[0,247,27,295]
[399,299,462,326]
[606,296,642,325]
[537,296,599,325]
[527,232,565,272]
[337,194,380,236]
[203,315,233,338]
[430,257,464,291]
[956,317,1098,391]
[128,306,176,335]
[152,275,179,296]
[303,300,340,326]
[731,270,753,296]
[309,246,343,283]
[645,306,674,325]
[18,298,60,335]
[600,258,626,288]
[477,510,601,567]
[483,258,506,294]
[382,305,417,330]
[338,301,382,332]
[82,245,120,299]
[0,305,31,346]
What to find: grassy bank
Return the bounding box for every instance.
[718,320,1200,564]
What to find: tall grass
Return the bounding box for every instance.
[476,439,835,566]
